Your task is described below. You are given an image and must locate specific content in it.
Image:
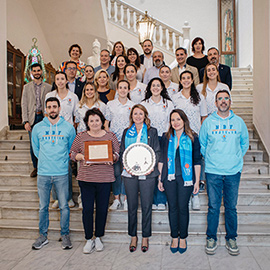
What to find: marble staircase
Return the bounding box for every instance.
[0,67,270,246]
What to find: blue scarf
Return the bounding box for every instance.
[125,123,148,147]
[167,131,193,186]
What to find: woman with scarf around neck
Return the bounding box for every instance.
[120,104,160,253]
[158,109,201,254]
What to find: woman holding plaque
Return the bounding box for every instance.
[158,109,201,254]
[120,104,160,253]
[70,108,120,254]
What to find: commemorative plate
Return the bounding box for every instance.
[122,143,156,176]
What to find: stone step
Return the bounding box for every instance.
[232,74,253,79]
[232,85,253,90]
[0,161,32,172]
[242,161,269,174]
[0,186,269,205]
[0,173,38,186]
[0,140,30,150]
[231,95,253,102]
[239,174,270,189]
[0,150,30,161]
[244,150,263,162]
[6,130,29,141]
[231,89,253,95]
[1,202,270,226]
[0,219,269,246]
[232,107,253,114]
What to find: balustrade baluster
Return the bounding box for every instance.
[162,27,167,49]
[130,11,134,31]
[116,2,121,24]
[111,0,116,21]
[123,6,128,28]
[169,30,174,52]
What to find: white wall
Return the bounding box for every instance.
[238,0,253,67]
[0,0,8,129]
[7,0,56,67]
[124,0,253,67]
[253,0,270,155]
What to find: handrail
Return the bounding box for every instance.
[106,0,191,54]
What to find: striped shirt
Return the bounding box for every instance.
[70,131,120,183]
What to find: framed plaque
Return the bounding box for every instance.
[123,143,156,176]
[84,140,113,164]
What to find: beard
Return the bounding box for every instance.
[154,60,162,67]
[33,74,42,80]
[48,113,58,120]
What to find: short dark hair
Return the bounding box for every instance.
[31,63,42,70]
[142,39,153,46]
[46,97,60,107]
[191,37,205,53]
[83,108,106,131]
[100,49,110,55]
[68,44,82,56]
[215,89,231,101]
[175,47,187,55]
[207,47,220,55]
[66,61,77,68]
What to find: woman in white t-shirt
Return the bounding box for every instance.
[172,70,207,211]
[123,64,146,104]
[45,71,79,208]
[75,82,106,134]
[159,65,179,99]
[196,63,230,115]
[127,48,146,82]
[141,77,174,211]
[106,80,135,211]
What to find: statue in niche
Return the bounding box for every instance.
[87,39,101,68]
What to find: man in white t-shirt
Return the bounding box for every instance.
[140,39,153,70]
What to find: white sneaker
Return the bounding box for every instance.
[192,195,200,210]
[152,204,158,210]
[68,199,75,208]
[83,239,95,254]
[95,237,104,251]
[109,199,121,210]
[157,204,166,211]
[123,200,128,211]
[52,200,59,209]
[79,202,83,209]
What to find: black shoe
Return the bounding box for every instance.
[30,168,37,178]
[141,238,149,253]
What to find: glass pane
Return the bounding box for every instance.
[221,0,234,52]
[8,85,13,117]
[16,55,22,72]
[221,55,235,67]
[7,52,13,83]
[16,85,22,118]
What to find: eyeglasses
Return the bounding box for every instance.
[217,97,230,101]
[67,67,76,71]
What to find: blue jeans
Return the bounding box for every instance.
[28,113,43,169]
[206,172,241,241]
[52,160,73,201]
[37,174,70,236]
[112,159,125,196]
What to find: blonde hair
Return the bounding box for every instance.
[94,69,110,90]
[78,82,101,108]
[202,63,220,97]
[128,104,151,129]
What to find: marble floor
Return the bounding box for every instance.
[0,238,269,270]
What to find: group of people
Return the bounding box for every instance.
[21,37,248,257]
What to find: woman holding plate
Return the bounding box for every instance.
[120,104,160,253]
[158,109,201,254]
[70,108,120,254]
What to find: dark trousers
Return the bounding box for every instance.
[123,176,156,237]
[28,113,43,169]
[79,181,111,240]
[164,175,193,239]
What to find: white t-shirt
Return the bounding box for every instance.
[172,90,207,134]
[167,81,179,99]
[141,97,174,136]
[196,82,230,115]
[114,81,146,104]
[45,90,79,125]
[137,64,146,82]
[75,101,107,133]
[105,99,135,142]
